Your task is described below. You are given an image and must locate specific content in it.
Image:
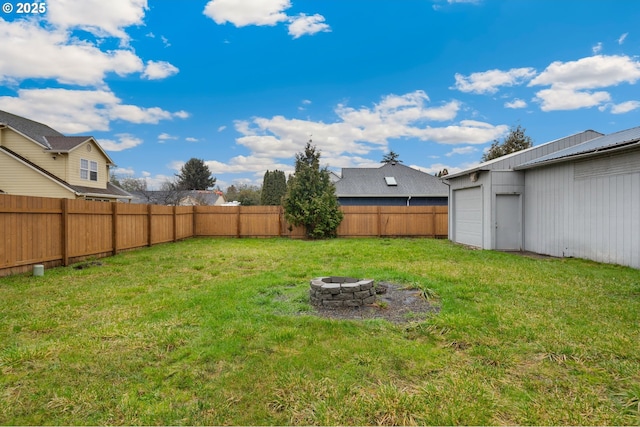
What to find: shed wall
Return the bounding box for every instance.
[524,148,640,268]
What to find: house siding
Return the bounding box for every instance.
[524,148,640,268]
[67,141,108,189]
[2,129,67,179]
[0,150,75,198]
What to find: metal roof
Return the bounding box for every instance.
[516,126,640,169]
[335,162,448,197]
[444,130,603,179]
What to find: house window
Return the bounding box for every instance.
[81,159,98,181]
[384,176,397,186]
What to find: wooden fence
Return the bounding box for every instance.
[0,194,447,276]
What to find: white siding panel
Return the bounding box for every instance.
[525,149,640,269]
[524,164,573,257]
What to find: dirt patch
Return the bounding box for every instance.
[312,282,439,323]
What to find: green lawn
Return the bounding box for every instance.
[1,237,639,425]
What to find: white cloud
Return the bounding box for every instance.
[186,137,199,142]
[142,60,179,80]
[198,91,506,179]
[0,19,143,86]
[113,167,135,175]
[174,111,190,119]
[158,133,178,141]
[100,133,143,151]
[610,100,640,114]
[533,88,611,111]
[0,88,186,133]
[218,126,227,132]
[529,55,640,111]
[592,42,603,54]
[288,14,331,39]
[504,99,527,109]
[453,68,536,94]
[203,0,329,39]
[446,146,477,157]
[46,0,148,42]
[214,91,505,176]
[109,105,173,124]
[141,173,175,190]
[203,0,290,27]
[618,32,628,45]
[529,55,640,90]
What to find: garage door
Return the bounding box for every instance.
[453,187,482,247]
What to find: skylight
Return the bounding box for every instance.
[384,176,397,186]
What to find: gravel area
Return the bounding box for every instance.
[312,281,439,323]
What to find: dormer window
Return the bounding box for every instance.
[81,159,98,181]
[384,176,397,186]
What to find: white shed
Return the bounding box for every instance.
[444,127,640,269]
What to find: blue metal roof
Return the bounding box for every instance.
[517,126,640,168]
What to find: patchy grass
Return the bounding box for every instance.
[1,237,639,425]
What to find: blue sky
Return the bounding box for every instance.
[1,0,639,190]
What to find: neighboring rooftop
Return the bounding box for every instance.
[335,162,448,197]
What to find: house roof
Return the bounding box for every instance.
[45,136,93,151]
[444,129,603,179]
[516,126,640,169]
[0,111,117,166]
[0,110,63,148]
[0,146,131,199]
[335,162,448,197]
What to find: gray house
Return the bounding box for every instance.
[335,162,448,206]
[444,127,640,269]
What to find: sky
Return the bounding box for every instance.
[1,0,639,190]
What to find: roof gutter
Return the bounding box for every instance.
[337,193,447,198]
[81,191,132,200]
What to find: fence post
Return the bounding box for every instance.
[61,198,69,266]
[192,206,198,237]
[236,206,241,238]
[431,205,436,238]
[173,205,178,242]
[377,206,382,237]
[147,204,153,246]
[112,202,119,256]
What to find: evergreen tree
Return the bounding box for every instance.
[283,142,343,239]
[225,184,261,206]
[175,158,216,190]
[381,151,402,163]
[482,124,533,162]
[261,170,287,205]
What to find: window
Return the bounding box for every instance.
[384,176,397,186]
[80,159,98,181]
[90,161,98,181]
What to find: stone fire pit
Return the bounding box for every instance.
[309,276,376,308]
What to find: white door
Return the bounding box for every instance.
[453,187,482,247]
[495,194,522,250]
